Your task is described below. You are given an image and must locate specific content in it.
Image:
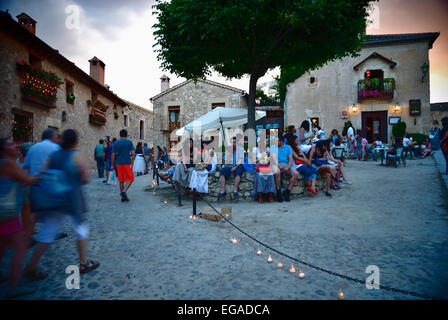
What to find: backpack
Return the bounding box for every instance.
[30,151,74,213]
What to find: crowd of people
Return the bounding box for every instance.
[163,120,354,205]
[1,116,447,299]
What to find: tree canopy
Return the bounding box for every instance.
[153,0,375,129]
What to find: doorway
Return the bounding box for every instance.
[362,111,387,143]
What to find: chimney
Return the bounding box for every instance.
[89,56,106,86]
[161,74,170,92]
[17,13,36,35]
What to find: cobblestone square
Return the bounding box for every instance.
[7,157,447,300]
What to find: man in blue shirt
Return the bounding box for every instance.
[271,134,299,202]
[111,130,135,202]
[23,128,61,176]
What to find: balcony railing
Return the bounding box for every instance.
[161,115,185,132]
[358,77,395,101]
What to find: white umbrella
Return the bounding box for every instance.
[175,107,266,136]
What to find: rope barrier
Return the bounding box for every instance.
[152,166,436,299]
[196,193,436,300]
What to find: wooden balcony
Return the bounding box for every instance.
[161,115,184,133]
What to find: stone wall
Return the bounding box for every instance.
[151,79,247,149]
[181,169,326,202]
[0,29,153,169]
[286,40,433,142]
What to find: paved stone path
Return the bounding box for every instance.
[4,156,448,300]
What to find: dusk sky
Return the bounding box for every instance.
[1,0,447,109]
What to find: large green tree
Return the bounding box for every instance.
[153,0,374,129]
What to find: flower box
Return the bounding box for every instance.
[87,99,109,126]
[89,114,106,126]
[16,61,62,108]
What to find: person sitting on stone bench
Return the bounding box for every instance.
[218,136,244,201]
[271,133,299,202]
[253,135,276,203]
[189,148,216,194]
[308,140,341,197]
[172,138,195,189]
[286,134,318,195]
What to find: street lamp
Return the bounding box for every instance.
[351,104,358,113]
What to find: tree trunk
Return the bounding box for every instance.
[247,74,259,131]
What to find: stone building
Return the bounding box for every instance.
[430,102,448,123]
[150,77,248,149]
[285,33,440,143]
[0,11,153,168]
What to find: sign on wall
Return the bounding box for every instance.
[341,110,348,119]
[409,99,421,116]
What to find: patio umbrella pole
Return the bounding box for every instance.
[192,188,197,216]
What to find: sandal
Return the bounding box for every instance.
[307,187,318,195]
[80,260,100,274]
[325,192,332,197]
[23,269,48,282]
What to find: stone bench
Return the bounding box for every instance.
[204,166,326,202]
[155,165,327,202]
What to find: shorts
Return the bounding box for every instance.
[274,163,297,175]
[116,164,134,182]
[220,165,244,178]
[105,160,111,172]
[36,212,89,243]
[296,165,317,181]
[0,216,23,237]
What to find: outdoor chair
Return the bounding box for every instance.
[332,148,345,161]
[365,147,376,161]
[387,147,406,168]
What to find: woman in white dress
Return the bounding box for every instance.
[133,142,146,176]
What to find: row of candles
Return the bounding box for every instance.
[231,237,346,299]
[156,190,347,299]
[184,212,346,299]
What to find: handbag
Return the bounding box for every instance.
[0,182,18,222]
[109,171,118,185]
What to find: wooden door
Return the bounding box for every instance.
[362,111,387,143]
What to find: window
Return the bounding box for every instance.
[12,108,33,145]
[139,120,144,139]
[364,69,384,80]
[212,102,225,109]
[66,81,74,104]
[124,115,128,127]
[311,117,319,129]
[91,92,97,102]
[168,106,180,130]
[310,77,316,84]
[29,53,41,68]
